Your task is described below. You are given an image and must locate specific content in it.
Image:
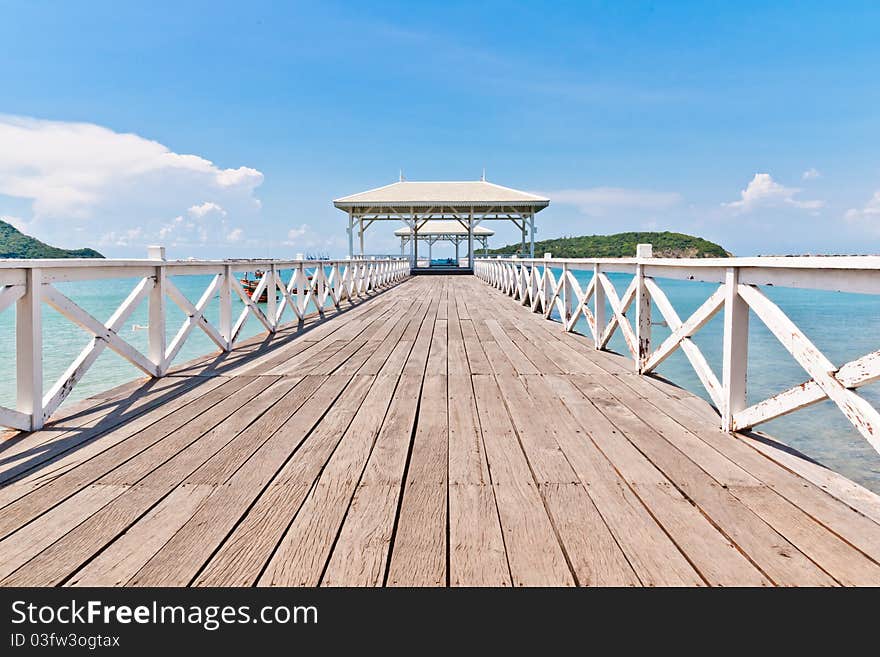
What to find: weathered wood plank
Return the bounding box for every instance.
[164,374,372,587]
[472,374,573,586]
[322,375,422,586]
[386,374,448,586]
[0,377,284,585]
[259,373,401,586]
[0,376,261,541]
[529,375,704,586]
[66,483,215,587]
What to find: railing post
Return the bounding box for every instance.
[17,267,43,430]
[543,253,553,318]
[267,263,278,332]
[722,266,749,432]
[333,262,343,304]
[635,243,653,371]
[147,246,167,375]
[530,260,540,310]
[561,262,573,330]
[295,262,306,313]
[593,263,605,349]
[220,264,233,350]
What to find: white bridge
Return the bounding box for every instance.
[2,250,880,587]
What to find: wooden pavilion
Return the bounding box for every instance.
[333,177,550,271]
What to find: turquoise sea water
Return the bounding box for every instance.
[0,270,878,493]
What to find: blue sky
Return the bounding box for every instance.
[1,0,879,258]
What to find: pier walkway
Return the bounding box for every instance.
[2,275,880,586]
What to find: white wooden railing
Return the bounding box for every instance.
[475,247,880,455]
[0,249,409,431]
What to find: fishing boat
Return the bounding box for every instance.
[240,268,317,302]
[240,270,273,302]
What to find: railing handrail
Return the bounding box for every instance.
[0,256,408,270]
[0,251,411,432]
[475,246,880,457]
[478,254,880,270]
[477,254,880,296]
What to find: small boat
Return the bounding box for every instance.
[240,269,316,302]
[240,270,272,303]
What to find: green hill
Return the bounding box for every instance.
[488,231,730,258]
[0,219,104,259]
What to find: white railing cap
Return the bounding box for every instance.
[483,255,880,271]
[0,256,407,269]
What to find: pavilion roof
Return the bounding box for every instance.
[333,180,549,211]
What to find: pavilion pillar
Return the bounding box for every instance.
[347,211,354,259]
[468,209,474,270]
[428,237,433,264]
[520,220,526,257]
[529,212,535,258]
[400,237,405,256]
[359,218,365,256]
[455,238,460,266]
[413,216,419,269]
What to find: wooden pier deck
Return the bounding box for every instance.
[2,275,880,587]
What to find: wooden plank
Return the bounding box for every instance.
[569,372,880,585]
[0,376,227,509]
[185,375,324,486]
[0,484,128,582]
[552,374,822,586]
[0,376,257,541]
[425,319,448,376]
[471,374,573,586]
[483,319,541,375]
[460,320,492,375]
[401,295,438,378]
[322,375,422,586]
[386,374,448,586]
[607,369,880,567]
[448,483,511,586]
[0,377,283,586]
[448,374,489,486]
[66,483,214,587]
[494,374,577,484]
[258,372,402,586]
[541,482,640,586]
[98,377,287,487]
[527,375,703,586]
[0,374,215,486]
[147,374,371,587]
[741,432,880,525]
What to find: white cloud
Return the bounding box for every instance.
[844,191,880,236]
[188,201,227,218]
[285,225,309,242]
[280,223,347,253]
[545,187,682,217]
[802,168,821,180]
[226,227,244,243]
[723,173,823,213]
[0,115,263,252]
[98,227,144,247]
